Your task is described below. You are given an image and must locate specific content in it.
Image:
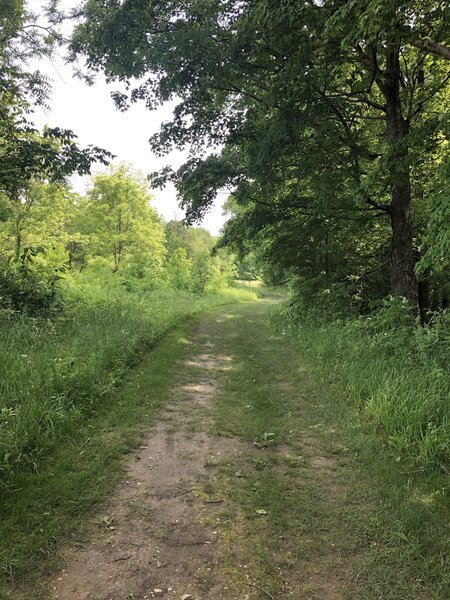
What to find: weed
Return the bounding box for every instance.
[251,456,270,470]
[254,432,276,448]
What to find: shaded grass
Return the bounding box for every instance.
[275,301,450,473]
[204,303,369,597]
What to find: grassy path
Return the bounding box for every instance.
[202,301,371,599]
[5,300,449,599]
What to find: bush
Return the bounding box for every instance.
[0,258,62,315]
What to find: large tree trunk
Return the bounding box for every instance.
[382,44,419,311]
[389,183,417,305]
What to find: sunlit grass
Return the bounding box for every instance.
[0,284,256,486]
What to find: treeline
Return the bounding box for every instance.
[0,165,235,315]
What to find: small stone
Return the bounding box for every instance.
[153,589,164,596]
[181,595,194,600]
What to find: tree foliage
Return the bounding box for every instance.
[164,219,235,292]
[0,0,112,200]
[71,0,450,316]
[0,165,235,313]
[79,165,166,275]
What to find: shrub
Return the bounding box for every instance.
[0,258,62,315]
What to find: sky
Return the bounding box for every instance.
[31,2,227,235]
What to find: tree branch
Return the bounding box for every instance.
[410,38,450,61]
[409,71,450,120]
[319,93,380,161]
[364,195,391,215]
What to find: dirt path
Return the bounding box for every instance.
[45,302,371,600]
[50,321,247,600]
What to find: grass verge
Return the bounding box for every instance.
[0,287,256,485]
[275,300,450,473]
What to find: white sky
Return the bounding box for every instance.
[31,1,227,235]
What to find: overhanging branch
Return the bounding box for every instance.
[410,38,450,61]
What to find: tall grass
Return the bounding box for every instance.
[0,275,256,486]
[276,298,450,473]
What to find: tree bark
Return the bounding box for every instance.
[410,38,450,61]
[381,44,419,311]
[389,186,418,307]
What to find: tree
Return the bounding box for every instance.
[320,0,450,310]
[0,0,112,201]
[164,219,235,292]
[0,181,75,313]
[0,181,73,264]
[165,220,215,260]
[70,0,450,312]
[166,247,192,290]
[79,165,166,275]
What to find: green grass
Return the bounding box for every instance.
[196,301,450,599]
[0,318,198,596]
[0,281,256,594]
[0,285,256,486]
[1,295,449,598]
[275,300,450,473]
